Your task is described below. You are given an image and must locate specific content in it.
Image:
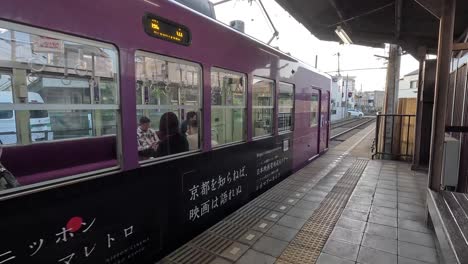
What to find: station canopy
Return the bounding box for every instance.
[275,0,468,55]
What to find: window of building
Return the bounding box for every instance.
[410,80,418,89]
[252,78,275,138]
[310,93,319,127]
[135,51,201,160]
[211,68,246,147]
[278,82,294,132]
[0,21,120,191]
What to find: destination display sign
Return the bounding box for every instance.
[143,14,191,46]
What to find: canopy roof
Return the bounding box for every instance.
[275,0,468,54]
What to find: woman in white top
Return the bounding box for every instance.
[186,120,217,150]
[186,120,199,150]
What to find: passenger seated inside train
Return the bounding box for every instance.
[155,112,189,157]
[137,116,160,159]
[187,120,199,150]
[181,111,197,136]
[0,144,19,190]
[187,120,217,150]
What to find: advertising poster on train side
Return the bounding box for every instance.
[181,136,292,229]
[0,136,292,264]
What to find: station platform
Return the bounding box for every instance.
[161,124,440,264]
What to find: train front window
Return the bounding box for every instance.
[252,77,275,138]
[211,68,246,147]
[278,82,294,132]
[0,21,120,193]
[135,51,202,161]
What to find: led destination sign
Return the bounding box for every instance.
[143,14,191,46]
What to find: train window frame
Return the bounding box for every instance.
[252,76,275,139]
[0,20,122,198]
[278,82,295,134]
[135,50,203,163]
[0,21,121,144]
[210,67,247,148]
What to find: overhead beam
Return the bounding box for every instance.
[395,0,403,40]
[327,0,350,32]
[413,0,442,18]
[453,42,468,51]
[327,2,395,28]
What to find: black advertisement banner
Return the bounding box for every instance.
[0,134,293,264]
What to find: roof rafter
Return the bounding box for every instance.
[413,0,441,18]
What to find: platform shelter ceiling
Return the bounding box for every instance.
[275,0,468,55]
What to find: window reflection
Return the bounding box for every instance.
[310,94,319,127]
[253,78,275,137]
[0,23,120,191]
[211,69,246,146]
[278,83,294,132]
[135,52,201,160]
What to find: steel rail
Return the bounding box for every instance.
[331,118,375,140]
[332,117,371,129]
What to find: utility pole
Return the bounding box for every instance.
[383,44,401,158]
[10,31,16,62]
[360,83,363,111]
[383,44,401,115]
[345,74,349,114]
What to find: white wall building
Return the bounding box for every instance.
[399,69,418,98]
[330,75,357,121]
[330,76,345,121]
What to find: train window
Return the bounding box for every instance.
[310,93,319,127]
[252,77,275,138]
[135,51,201,160]
[0,21,120,191]
[0,73,15,143]
[211,68,246,147]
[278,82,294,132]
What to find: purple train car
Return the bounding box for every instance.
[0,0,330,263]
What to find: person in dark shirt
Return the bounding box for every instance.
[0,145,19,190]
[180,111,197,135]
[156,112,189,157]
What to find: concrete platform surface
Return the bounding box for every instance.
[161,124,440,264]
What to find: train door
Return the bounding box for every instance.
[319,90,330,151]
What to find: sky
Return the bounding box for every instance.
[210,0,420,91]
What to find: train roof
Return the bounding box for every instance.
[0,0,331,87]
[168,0,330,80]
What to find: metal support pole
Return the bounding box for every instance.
[412,47,427,169]
[428,0,456,191]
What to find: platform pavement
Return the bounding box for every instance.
[161,123,439,264]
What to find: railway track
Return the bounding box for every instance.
[331,117,360,129]
[330,117,375,141]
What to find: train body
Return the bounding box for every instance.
[0,0,330,263]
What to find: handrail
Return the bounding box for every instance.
[372,114,416,161]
